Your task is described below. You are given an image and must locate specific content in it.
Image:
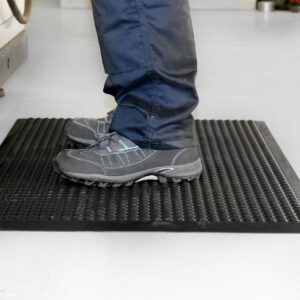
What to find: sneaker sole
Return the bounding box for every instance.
[53,158,202,188]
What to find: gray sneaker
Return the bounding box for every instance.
[65,109,115,147]
[54,132,202,187]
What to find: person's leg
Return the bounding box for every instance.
[92,0,199,150]
[55,0,202,186]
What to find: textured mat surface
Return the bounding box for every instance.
[0,119,299,232]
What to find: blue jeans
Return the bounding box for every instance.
[91,0,199,150]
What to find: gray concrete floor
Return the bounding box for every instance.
[0,1,300,299]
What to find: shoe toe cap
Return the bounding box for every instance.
[54,149,105,177]
[65,119,96,142]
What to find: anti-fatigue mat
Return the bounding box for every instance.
[0,119,299,232]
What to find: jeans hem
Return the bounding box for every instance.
[134,140,199,150]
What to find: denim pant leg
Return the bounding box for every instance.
[91,0,199,150]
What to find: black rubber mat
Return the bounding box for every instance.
[0,118,299,232]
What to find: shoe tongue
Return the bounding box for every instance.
[105,109,115,121]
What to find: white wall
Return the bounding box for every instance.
[0,0,25,49]
[60,0,90,8]
[189,0,257,10]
